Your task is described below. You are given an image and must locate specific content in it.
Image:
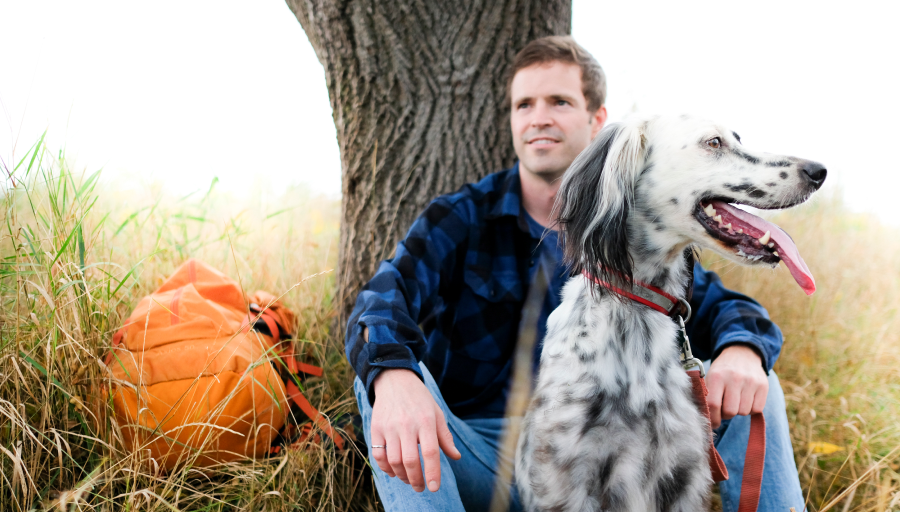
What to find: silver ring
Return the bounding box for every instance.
[371,444,386,449]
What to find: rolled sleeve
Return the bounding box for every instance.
[344,196,471,405]
[686,263,783,372]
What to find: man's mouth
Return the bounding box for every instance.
[527,137,560,145]
[694,199,816,295]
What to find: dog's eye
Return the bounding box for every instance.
[707,137,721,149]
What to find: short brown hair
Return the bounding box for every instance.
[506,35,607,112]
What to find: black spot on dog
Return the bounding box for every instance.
[655,462,691,510]
[779,171,789,179]
[583,393,609,434]
[731,148,761,165]
[766,182,777,187]
[726,182,767,198]
[732,131,742,143]
[596,453,617,484]
[670,197,678,205]
[766,160,792,167]
[681,144,687,150]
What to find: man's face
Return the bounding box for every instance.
[510,61,607,181]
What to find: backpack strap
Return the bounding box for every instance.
[284,380,345,451]
[244,302,346,453]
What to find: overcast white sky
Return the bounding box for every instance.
[2,0,899,224]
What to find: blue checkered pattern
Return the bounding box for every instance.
[345,164,783,418]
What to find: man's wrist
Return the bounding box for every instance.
[373,368,418,393]
[717,343,766,372]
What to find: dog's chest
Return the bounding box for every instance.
[517,285,711,511]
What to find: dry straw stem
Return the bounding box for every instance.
[1,141,377,511]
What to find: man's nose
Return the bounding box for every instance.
[530,102,554,127]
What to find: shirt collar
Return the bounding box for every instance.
[486,162,525,220]
[485,162,538,236]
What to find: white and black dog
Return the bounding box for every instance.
[515,114,825,511]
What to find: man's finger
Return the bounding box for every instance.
[721,381,742,420]
[435,409,461,461]
[370,433,394,477]
[400,431,425,491]
[386,436,408,484]
[706,374,725,429]
[751,379,769,415]
[418,425,443,492]
[738,381,756,417]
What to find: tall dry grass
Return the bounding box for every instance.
[2,137,898,511]
[1,140,376,511]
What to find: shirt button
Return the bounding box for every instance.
[373,357,384,363]
[529,260,535,266]
[490,289,496,297]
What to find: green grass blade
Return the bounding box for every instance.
[19,351,72,398]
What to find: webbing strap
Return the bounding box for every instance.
[738,413,766,512]
[688,370,729,481]
[285,380,345,451]
[687,370,765,512]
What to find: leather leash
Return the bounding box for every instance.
[583,270,765,512]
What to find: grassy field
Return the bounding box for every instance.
[1,140,898,511]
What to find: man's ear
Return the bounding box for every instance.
[590,106,608,139]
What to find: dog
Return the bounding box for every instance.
[515,114,825,511]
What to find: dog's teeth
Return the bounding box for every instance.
[713,215,723,224]
[758,231,771,246]
[704,204,717,217]
[736,228,743,234]
[773,251,779,257]
[724,223,732,230]
[768,242,775,248]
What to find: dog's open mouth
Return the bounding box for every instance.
[694,199,816,295]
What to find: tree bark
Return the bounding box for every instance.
[285,0,571,326]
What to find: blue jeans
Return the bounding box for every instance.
[354,362,805,511]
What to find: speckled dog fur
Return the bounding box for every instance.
[516,114,824,511]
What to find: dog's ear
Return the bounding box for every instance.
[555,120,646,290]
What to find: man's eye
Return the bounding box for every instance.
[517,102,530,109]
[556,100,569,106]
[707,137,721,149]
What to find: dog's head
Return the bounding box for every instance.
[556,114,826,295]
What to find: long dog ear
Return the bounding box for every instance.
[555,120,646,290]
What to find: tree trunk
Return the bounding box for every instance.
[285,0,571,326]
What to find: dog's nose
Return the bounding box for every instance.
[799,160,827,189]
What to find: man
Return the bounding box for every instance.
[345,36,804,512]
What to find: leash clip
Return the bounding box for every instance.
[677,314,705,377]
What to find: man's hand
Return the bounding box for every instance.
[370,368,461,493]
[706,345,768,429]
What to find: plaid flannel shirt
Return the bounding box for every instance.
[345,165,783,418]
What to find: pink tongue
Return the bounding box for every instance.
[710,201,816,295]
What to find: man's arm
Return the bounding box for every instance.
[687,263,783,427]
[345,196,469,492]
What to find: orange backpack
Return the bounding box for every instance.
[104,259,342,470]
